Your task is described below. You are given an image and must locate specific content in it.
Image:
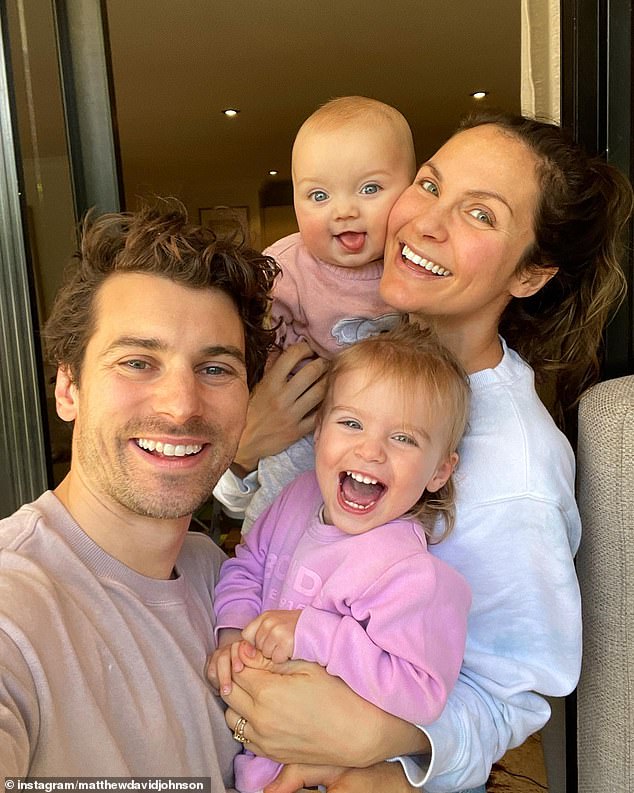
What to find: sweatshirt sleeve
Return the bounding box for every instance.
[416,498,581,791]
[293,551,471,725]
[0,630,37,776]
[213,500,279,636]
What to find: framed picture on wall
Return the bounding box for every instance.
[199,205,249,242]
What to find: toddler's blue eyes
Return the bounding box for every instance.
[309,191,328,202]
[360,183,381,195]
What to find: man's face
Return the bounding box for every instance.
[55,272,249,520]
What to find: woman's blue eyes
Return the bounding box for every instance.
[420,178,439,196]
[419,178,494,226]
[468,208,493,225]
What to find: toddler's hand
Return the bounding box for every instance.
[207,629,246,695]
[242,609,301,664]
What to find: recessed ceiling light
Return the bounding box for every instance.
[470,91,488,100]
[222,108,240,117]
[269,170,278,176]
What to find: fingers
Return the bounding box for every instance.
[242,614,291,663]
[206,641,246,695]
[233,346,328,470]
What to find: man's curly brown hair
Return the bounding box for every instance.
[43,202,279,390]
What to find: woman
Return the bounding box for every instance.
[213,112,633,793]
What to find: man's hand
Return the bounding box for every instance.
[242,609,301,663]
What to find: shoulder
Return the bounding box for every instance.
[0,493,53,550]
[460,343,576,503]
[345,518,428,564]
[264,233,306,264]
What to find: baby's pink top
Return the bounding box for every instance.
[265,233,400,358]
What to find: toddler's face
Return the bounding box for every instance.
[292,125,413,269]
[314,367,457,535]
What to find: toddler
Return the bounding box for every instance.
[209,322,472,793]
[214,96,416,530]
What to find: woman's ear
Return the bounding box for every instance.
[510,265,558,299]
[426,452,459,493]
[54,367,79,422]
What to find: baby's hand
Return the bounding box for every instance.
[207,629,244,695]
[241,609,301,664]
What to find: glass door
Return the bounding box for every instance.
[0,0,119,517]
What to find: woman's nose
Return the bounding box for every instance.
[411,200,449,241]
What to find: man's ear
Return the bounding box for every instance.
[54,367,79,422]
[426,452,459,493]
[510,265,558,299]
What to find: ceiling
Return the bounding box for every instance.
[104,0,522,209]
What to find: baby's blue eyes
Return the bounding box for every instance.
[360,183,381,195]
[309,190,329,202]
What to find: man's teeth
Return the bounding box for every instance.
[347,471,378,485]
[402,244,451,276]
[136,439,203,456]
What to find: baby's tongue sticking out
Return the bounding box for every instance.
[341,473,383,507]
[337,231,365,253]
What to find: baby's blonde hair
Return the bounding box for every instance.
[319,320,470,541]
[293,96,416,179]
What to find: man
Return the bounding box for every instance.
[0,204,277,782]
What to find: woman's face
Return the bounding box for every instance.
[380,124,544,331]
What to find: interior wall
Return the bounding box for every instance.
[520,0,560,122]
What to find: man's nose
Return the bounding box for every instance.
[152,367,202,423]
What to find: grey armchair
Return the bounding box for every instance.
[575,375,634,792]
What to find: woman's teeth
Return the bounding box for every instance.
[402,244,451,276]
[136,439,203,457]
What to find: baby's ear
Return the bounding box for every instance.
[426,452,459,493]
[510,265,558,299]
[54,366,79,422]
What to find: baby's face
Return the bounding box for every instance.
[292,125,414,269]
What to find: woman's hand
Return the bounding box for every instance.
[232,342,329,476]
[264,762,415,793]
[220,644,429,768]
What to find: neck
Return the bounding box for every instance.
[410,314,504,374]
[54,472,189,579]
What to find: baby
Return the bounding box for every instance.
[210,322,472,793]
[213,96,416,530]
